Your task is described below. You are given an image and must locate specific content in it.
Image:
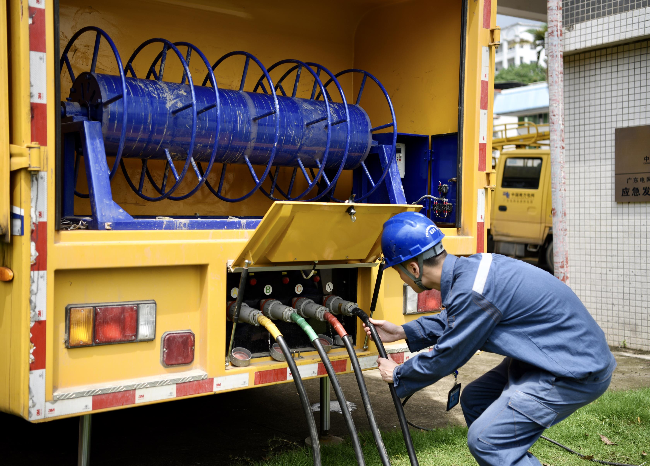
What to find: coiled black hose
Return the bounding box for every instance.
[342,334,391,466]
[275,336,321,466]
[352,307,420,466]
[312,339,365,466]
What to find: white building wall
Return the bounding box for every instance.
[564,11,650,350]
[495,22,547,72]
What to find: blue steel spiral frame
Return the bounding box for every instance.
[258,62,351,202]
[323,69,397,203]
[119,39,198,201]
[200,52,280,203]
[60,26,129,194]
[138,42,221,201]
[254,59,333,201]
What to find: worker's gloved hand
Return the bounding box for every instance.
[363,318,406,343]
[377,356,399,383]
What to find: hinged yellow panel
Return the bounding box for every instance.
[232,202,419,268]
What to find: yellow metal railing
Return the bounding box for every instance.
[492,121,550,149]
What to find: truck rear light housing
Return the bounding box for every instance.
[65,301,156,348]
[161,331,195,367]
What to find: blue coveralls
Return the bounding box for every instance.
[394,253,616,466]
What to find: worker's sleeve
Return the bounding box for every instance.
[393,290,502,398]
[401,309,448,353]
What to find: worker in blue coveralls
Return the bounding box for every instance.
[363,212,616,466]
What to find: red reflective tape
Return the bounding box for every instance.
[92,390,136,410]
[331,359,347,373]
[31,221,47,271]
[28,7,46,53]
[317,359,347,376]
[254,368,286,385]
[30,320,46,371]
[480,80,489,111]
[391,353,405,364]
[483,0,491,29]
[477,221,485,253]
[176,378,214,397]
[478,143,487,172]
[31,103,47,146]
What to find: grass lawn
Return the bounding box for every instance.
[248,388,650,465]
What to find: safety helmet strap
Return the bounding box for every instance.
[396,242,445,292]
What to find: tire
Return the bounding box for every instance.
[545,241,554,275]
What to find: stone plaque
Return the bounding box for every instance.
[615,126,650,202]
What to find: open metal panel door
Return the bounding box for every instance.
[231,202,420,270]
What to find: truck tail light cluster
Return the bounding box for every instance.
[66,301,156,348]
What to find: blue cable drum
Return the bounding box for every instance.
[66,72,373,171]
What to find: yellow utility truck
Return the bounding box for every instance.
[489,122,553,272]
[0,0,498,459]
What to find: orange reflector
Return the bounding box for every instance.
[68,307,94,347]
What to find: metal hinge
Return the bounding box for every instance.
[489,26,501,48]
[9,143,45,171]
[428,149,434,161]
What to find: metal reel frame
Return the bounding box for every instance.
[139,42,221,201]
[322,69,397,203]
[60,26,129,198]
[199,52,280,203]
[253,59,335,201]
[119,39,198,202]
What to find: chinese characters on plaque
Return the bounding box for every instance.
[615,126,650,203]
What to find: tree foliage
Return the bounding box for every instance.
[495,62,546,84]
[527,24,548,63]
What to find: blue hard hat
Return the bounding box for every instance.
[381,212,445,268]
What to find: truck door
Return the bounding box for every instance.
[0,2,9,242]
[492,153,546,242]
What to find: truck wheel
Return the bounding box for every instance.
[545,242,554,275]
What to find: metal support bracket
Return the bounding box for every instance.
[489,27,501,48]
[377,144,407,205]
[10,143,45,171]
[62,121,134,230]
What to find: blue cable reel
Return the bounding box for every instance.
[59,28,405,229]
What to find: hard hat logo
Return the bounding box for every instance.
[425,225,438,237]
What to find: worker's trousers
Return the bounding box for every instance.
[460,357,611,466]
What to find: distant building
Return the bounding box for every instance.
[495,22,547,73]
[493,82,549,124]
[492,82,549,165]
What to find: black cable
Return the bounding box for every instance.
[539,435,641,466]
[276,336,321,466]
[312,339,365,466]
[352,308,420,466]
[400,395,640,466]
[342,334,391,466]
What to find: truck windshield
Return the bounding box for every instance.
[502,157,543,189]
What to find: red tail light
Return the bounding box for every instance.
[95,305,138,344]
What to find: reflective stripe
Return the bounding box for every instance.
[472,253,492,295]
